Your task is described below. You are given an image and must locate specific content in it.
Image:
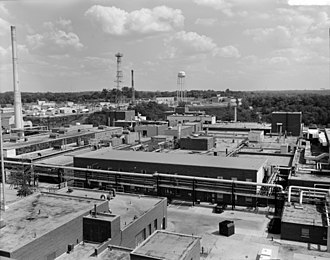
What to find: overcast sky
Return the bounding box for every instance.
[0,0,330,93]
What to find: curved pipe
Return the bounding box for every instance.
[5,160,154,178]
[153,173,283,191]
[5,160,283,191]
[299,190,328,204]
[6,158,283,192]
[288,185,330,203]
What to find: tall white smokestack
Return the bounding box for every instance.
[234,106,237,123]
[131,70,135,105]
[11,26,23,130]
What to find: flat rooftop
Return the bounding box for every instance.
[56,243,131,260]
[207,122,271,130]
[238,154,292,167]
[75,150,267,171]
[131,230,200,260]
[56,188,165,228]
[289,172,330,184]
[0,193,104,252]
[3,127,122,150]
[35,146,95,166]
[282,203,325,226]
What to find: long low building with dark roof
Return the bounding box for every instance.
[73,150,268,206]
[74,149,268,183]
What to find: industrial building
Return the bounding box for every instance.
[167,114,216,125]
[148,135,174,151]
[3,125,122,157]
[56,230,200,260]
[271,112,302,136]
[0,189,167,260]
[74,150,266,182]
[130,230,201,260]
[107,110,135,126]
[206,122,271,133]
[163,125,194,138]
[0,192,108,259]
[135,124,168,137]
[281,201,329,246]
[180,136,214,151]
[71,149,269,206]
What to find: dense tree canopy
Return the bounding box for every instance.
[1,89,329,126]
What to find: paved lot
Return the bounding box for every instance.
[166,202,330,260]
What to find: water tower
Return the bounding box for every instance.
[177,71,186,104]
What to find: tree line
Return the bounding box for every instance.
[1,89,330,126]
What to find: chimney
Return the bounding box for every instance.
[11,26,23,130]
[131,70,135,105]
[234,106,237,123]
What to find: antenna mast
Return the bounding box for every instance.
[115,52,123,109]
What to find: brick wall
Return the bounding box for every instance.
[281,222,327,245]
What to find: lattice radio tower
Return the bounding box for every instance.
[115,52,123,109]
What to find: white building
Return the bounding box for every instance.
[156,97,175,106]
[167,114,216,125]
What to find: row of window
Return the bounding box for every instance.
[135,219,159,247]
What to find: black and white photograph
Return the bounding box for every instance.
[1,0,330,259]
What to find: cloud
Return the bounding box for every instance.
[166,31,217,55]
[0,17,10,36]
[194,0,233,16]
[163,31,240,59]
[26,19,83,54]
[0,44,30,62]
[244,26,292,48]
[0,45,8,57]
[195,18,218,26]
[85,5,184,36]
[288,0,330,6]
[213,45,240,58]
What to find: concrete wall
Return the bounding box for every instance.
[7,200,108,260]
[183,238,200,260]
[281,222,327,245]
[109,197,167,249]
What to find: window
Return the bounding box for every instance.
[246,197,252,204]
[301,228,310,238]
[135,229,147,247]
[217,194,223,201]
[148,224,152,236]
[154,219,158,230]
[162,217,166,230]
